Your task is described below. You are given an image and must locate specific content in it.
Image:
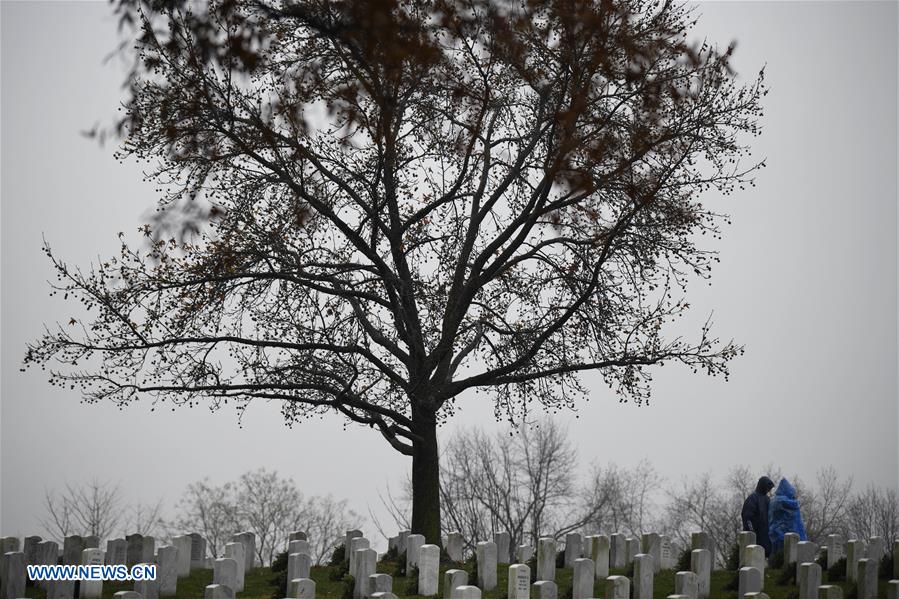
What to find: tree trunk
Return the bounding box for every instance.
[410,406,442,546]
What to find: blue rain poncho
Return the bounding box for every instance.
[768,478,808,554]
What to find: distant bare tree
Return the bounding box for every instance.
[171,479,241,558]
[846,485,899,546]
[235,469,303,566]
[41,479,164,543]
[663,472,726,561]
[41,479,124,542]
[125,499,166,537]
[796,466,853,544]
[172,470,361,565]
[582,459,663,537]
[292,494,360,565]
[439,420,590,552]
[872,487,899,546]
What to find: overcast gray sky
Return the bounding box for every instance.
[2,1,897,542]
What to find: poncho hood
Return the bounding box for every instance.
[775,478,797,500]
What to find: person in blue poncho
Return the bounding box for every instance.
[768,478,808,556]
[742,476,775,556]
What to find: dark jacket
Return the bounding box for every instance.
[741,476,775,556]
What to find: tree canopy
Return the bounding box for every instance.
[25,0,765,543]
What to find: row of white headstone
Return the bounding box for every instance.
[389,530,681,574]
[0,531,257,599]
[357,530,695,599]
[782,533,899,599]
[372,529,899,599]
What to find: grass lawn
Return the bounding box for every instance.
[20,560,894,599]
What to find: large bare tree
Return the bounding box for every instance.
[25,0,764,543]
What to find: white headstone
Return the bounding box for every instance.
[418,545,440,597]
[371,594,397,599]
[625,538,640,566]
[349,538,370,578]
[213,558,238,594]
[156,546,179,597]
[450,586,481,599]
[868,537,885,561]
[443,569,468,599]
[405,534,425,574]
[661,537,674,570]
[288,553,312,582]
[345,530,363,560]
[397,532,410,557]
[36,541,58,592]
[738,567,762,599]
[894,540,899,578]
[536,538,556,582]
[586,536,609,578]
[353,548,377,599]
[605,575,630,599]
[65,536,86,566]
[886,580,898,599]
[690,549,711,599]
[0,552,26,599]
[633,554,653,599]
[564,533,583,568]
[79,548,105,599]
[517,545,534,564]
[188,534,206,571]
[0,539,20,555]
[203,584,234,599]
[368,574,392,596]
[784,533,800,566]
[642,533,662,574]
[476,541,497,591]
[495,533,511,565]
[825,535,843,570]
[134,565,159,599]
[572,558,594,599]
[106,539,127,567]
[141,537,155,564]
[113,592,142,599]
[798,562,821,599]
[738,532,756,565]
[508,564,530,599]
[742,545,765,579]
[289,540,312,557]
[818,586,843,599]
[532,580,557,599]
[289,578,316,599]
[846,540,866,582]
[224,542,245,593]
[609,534,626,569]
[690,533,715,570]
[795,542,818,584]
[675,571,698,599]
[857,558,878,599]
[23,537,41,566]
[446,533,464,562]
[289,531,308,542]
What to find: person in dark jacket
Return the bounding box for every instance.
[741,475,776,556]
